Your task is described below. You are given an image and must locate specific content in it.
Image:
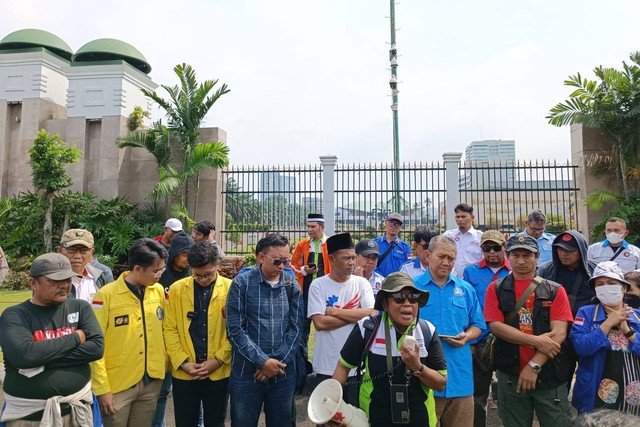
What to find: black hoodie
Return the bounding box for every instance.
[538,230,594,315]
[159,231,193,291]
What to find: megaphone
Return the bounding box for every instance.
[307,379,369,427]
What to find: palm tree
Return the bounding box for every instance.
[547,52,640,200]
[118,64,230,217]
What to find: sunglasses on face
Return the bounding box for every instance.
[389,292,421,304]
[263,253,291,266]
[481,245,502,253]
[387,220,402,227]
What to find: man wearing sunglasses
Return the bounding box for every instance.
[308,233,377,407]
[374,212,412,277]
[226,234,303,427]
[414,235,485,427]
[462,230,511,427]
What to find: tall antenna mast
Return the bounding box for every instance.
[389,0,401,212]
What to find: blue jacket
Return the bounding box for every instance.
[462,258,511,343]
[569,303,640,413]
[374,235,412,277]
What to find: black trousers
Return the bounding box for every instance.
[172,376,229,427]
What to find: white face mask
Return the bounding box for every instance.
[606,232,625,245]
[595,284,624,306]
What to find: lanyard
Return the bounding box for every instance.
[383,318,412,385]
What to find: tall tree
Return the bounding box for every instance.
[28,130,81,252]
[547,52,640,200]
[118,63,231,218]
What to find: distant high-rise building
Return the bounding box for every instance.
[260,172,297,203]
[465,139,516,164]
[461,139,516,189]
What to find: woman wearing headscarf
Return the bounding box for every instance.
[570,261,640,415]
[328,272,447,427]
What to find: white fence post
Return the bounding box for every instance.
[443,152,463,229]
[319,155,338,236]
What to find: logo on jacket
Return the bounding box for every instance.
[156,306,164,320]
[67,312,79,323]
[453,288,464,296]
[114,314,129,327]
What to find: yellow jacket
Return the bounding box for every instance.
[90,272,166,395]
[163,274,232,381]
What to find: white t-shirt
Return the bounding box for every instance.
[307,274,376,376]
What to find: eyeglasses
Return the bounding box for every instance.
[387,220,402,227]
[530,226,545,232]
[419,243,429,250]
[263,254,291,266]
[481,245,502,253]
[64,246,91,255]
[151,268,166,277]
[389,292,421,304]
[193,272,216,282]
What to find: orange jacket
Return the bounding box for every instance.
[290,236,331,291]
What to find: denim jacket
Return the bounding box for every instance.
[226,266,303,377]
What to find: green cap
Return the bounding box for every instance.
[374,272,430,310]
[30,253,75,280]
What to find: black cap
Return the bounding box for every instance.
[506,235,539,253]
[307,213,324,223]
[326,233,355,254]
[355,239,379,256]
[553,233,579,251]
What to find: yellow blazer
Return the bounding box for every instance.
[163,274,232,381]
[90,272,166,395]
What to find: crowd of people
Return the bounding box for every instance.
[0,207,640,427]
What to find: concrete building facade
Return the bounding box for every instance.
[0,29,226,222]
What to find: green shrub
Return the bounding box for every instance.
[0,271,31,291]
[591,197,640,245]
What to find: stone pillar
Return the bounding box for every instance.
[570,124,615,241]
[443,152,463,229]
[320,155,338,236]
[189,127,228,231]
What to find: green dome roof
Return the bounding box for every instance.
[73,38,151,74]
[0,29,73,60]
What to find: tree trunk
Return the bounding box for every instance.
[44,191,54,252]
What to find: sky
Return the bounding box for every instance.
[3,0,640,167]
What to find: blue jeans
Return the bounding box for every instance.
[229,366,296,427]
[151,373,172,427]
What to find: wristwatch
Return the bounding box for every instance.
[528,360,542,374]
[624,329,636,338]
[411,364,425,377]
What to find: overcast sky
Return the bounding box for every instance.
[3,0,639,166]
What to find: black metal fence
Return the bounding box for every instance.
[459,160,578,234]
[220,160,579,255]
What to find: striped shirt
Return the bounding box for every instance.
[226,266,303,378]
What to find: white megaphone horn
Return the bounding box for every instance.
[307,379,369,427]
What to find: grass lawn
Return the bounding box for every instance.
[0,290,31,364]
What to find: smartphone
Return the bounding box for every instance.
[307,263,316,269]
[439,334,458,339]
